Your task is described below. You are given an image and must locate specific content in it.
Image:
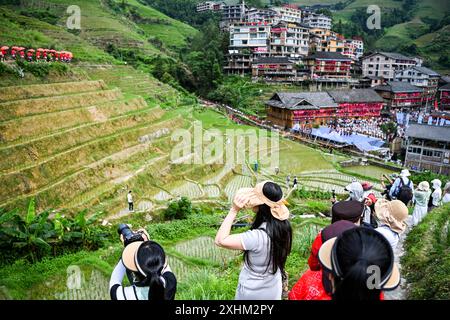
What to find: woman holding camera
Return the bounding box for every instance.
[215,181,292,300]
[109,229,177,300]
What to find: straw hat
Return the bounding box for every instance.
[233,180,289,221]
[417,181,430,192]
[318,230,400,291]
[121,241,145,274]
[374,199,408,234]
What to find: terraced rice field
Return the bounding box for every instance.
[174,236,239,266]
[224,174,254,202]
[172,181,204,199]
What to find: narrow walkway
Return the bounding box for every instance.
[384,215,412,300]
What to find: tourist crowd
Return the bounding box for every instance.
[329,117,389,139]
[0,45,73,63]
[108,170,449,301]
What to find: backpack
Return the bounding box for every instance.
[396,178,413,205]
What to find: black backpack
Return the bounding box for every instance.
[397,178,413,205]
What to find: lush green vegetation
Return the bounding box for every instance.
[402,203,450,299]
[0,199,110,265]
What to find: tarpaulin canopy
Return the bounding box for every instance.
[311,126,386,152]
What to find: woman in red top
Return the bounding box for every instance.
[307,201,363,270]
[290,221,356,300]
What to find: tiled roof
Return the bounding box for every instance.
[266,92,337,110]
[306,52,352,61]
[406,123,450,142]
[374,81,423,93]
[327,89,384,103]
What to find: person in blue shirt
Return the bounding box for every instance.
[389,169,414,204]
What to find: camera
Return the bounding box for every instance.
[332,189,336,199]
[117,223,146,246]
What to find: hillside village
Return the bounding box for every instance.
[193,1,450,176]
[0,0,448,303]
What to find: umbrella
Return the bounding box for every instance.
[1,46,9,50]
[12,46,20,50]
[49,49,56,53]
[17,47,25,51]
[27,49,35,52]
[37,48,44,51]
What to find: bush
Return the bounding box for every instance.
[410,171,449,186]
[163,197,193,221]
[15,60,69,78]
[0,199,110,265]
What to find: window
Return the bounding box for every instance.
[408,147,421,154]
[433,151,443,158]
[423,149,433,157]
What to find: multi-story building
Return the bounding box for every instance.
[405,122,450,175]
[252,56,297,83]
[220,3,248,29]
[394,66,440,108]
[362,52,417,81]
[351,37,364,60]
[304,52,352,80]
[269,21,310,60]
[228,22,271,52]
[196,1,225,12]
[374,81,424,111]
[302,11,332,29]
[272,5,302,24]
[244,8,278,23]
[343,38,365,61]
[265,89,383,128]
[225,22,271,75]
[439,83,450,110]
[308,28,344,54]
[224,50,252,75]
[342,39,356,60]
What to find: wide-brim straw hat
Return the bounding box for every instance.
[374,199,408,234]
[417,181,430,192]
[233,180,289,221]
[121,241,145,275]
[318,236,400,291]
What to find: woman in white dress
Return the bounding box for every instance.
[411,181,431,226]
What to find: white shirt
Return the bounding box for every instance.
[376,226,399,251]
[442,193,450,204]
[431,189,442,206]
[127,193,133,203]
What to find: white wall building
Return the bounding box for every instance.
[362,52,417,81]
[302,12,332,29]
[272,6,302,24]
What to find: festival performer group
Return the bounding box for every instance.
[0,45,73,63]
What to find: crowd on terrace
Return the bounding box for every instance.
[0,45,73,63]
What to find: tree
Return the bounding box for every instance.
[164,197,193,220]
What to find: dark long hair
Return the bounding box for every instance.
[244,182,292,278]
[135,241,166,300]
[332,227,393,301]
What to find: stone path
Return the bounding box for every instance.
[384,216,412,300]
